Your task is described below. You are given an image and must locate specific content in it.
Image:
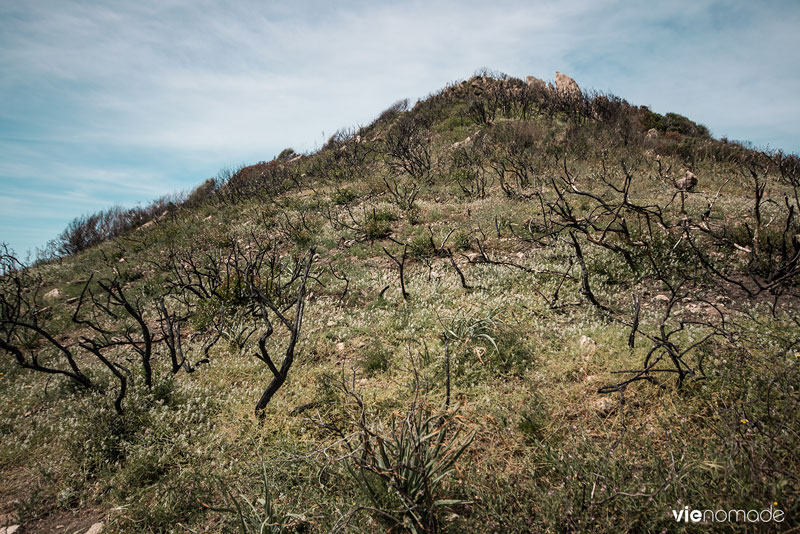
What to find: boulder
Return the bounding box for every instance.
[44,288,60,299]
[555,71,581,97]
[675,171,698,191]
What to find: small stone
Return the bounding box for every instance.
[654,294,670,302]
[326,320,336,327]
[578,335,597,359]
[336,342,345,352]
[685,303,704,314]
[0,526,20,534]
[451,134,473,149]
[593,397,616,418]
[85,523,104,534]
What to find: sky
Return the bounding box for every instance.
[2,0,799,258]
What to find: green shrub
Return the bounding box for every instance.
[451,230,471,252]
[516,395,548,444]
[183,178,218,209]
[277,147,296,160]
[409,230,435,259]
[361,342,391,375]
[332,187,359,205]
[641,110,664,132]
[348,399,474,533]
[111,470,213,532]
[363,208,395,240]
[211,462,299,534]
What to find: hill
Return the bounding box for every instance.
[1,71,799,533]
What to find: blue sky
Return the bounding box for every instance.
[2,0,799,257]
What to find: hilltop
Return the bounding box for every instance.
[1,71,799,533]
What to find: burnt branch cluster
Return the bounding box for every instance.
[1,233,317,416]
[449,149,799,399]
[496,154,800,395]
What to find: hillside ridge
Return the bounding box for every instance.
[1,69,799,533]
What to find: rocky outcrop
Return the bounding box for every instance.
[555,71,581,97]
[522,71,581,97]
[525,75,547,90]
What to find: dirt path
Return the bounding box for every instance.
[0,467,103,533]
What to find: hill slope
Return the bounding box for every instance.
[1,71,799,533]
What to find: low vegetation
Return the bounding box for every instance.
[1,70,799,532]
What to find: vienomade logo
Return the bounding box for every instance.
[671,503,785,524]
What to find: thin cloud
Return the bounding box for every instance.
[1,0,799,255]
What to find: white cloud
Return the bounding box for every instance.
[1,0,799,254]
[5,0,797,155]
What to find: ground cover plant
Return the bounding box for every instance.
[1,71,799,533]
